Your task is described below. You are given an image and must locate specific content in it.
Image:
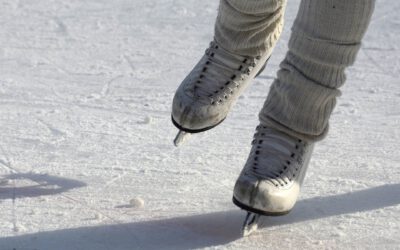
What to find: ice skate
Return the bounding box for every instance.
[232,125,314,236]
[171,41,270,146]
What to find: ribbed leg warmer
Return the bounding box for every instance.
[214,0,287,57]
[214,0,375,141]
[260,0,375,141]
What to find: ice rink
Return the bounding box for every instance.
[0,0,399,249]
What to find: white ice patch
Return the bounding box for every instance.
[129,197,145,208]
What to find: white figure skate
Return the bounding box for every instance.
[172,41,270,146]
[233,125,314,236]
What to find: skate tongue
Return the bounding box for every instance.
[251,131,297,179]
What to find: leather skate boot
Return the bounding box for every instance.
[233,125,314,215]
[171,41,271,145]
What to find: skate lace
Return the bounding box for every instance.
[192,41,261,105]
[247,126,306,187]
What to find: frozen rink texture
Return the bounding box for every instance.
[0,0,399,249]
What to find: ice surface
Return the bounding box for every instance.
[0,0,399,249]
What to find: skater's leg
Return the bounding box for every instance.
[259,0,376,141]
[233,0,375,219]
[215,0,287,57]
[171,0,288,143]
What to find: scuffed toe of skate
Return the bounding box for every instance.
[172,89,225,132]
[233,176,299,214]
[254,180,299,213]
[233,175,258,206]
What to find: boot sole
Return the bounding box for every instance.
[232,196,291,216]
[171,115,226,133]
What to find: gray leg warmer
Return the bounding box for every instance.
[260,0,375,141]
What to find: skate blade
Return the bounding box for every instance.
[174,130,191,147]
[241,212,260,237]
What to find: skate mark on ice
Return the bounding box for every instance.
[52,17,69,36]
[103,172,128,188]
[0,158,11,169]
[37,118,66,137]
[123,54,136,72]
[0,145,13,170]
[100,75,123,98]
[361,48,396,77]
